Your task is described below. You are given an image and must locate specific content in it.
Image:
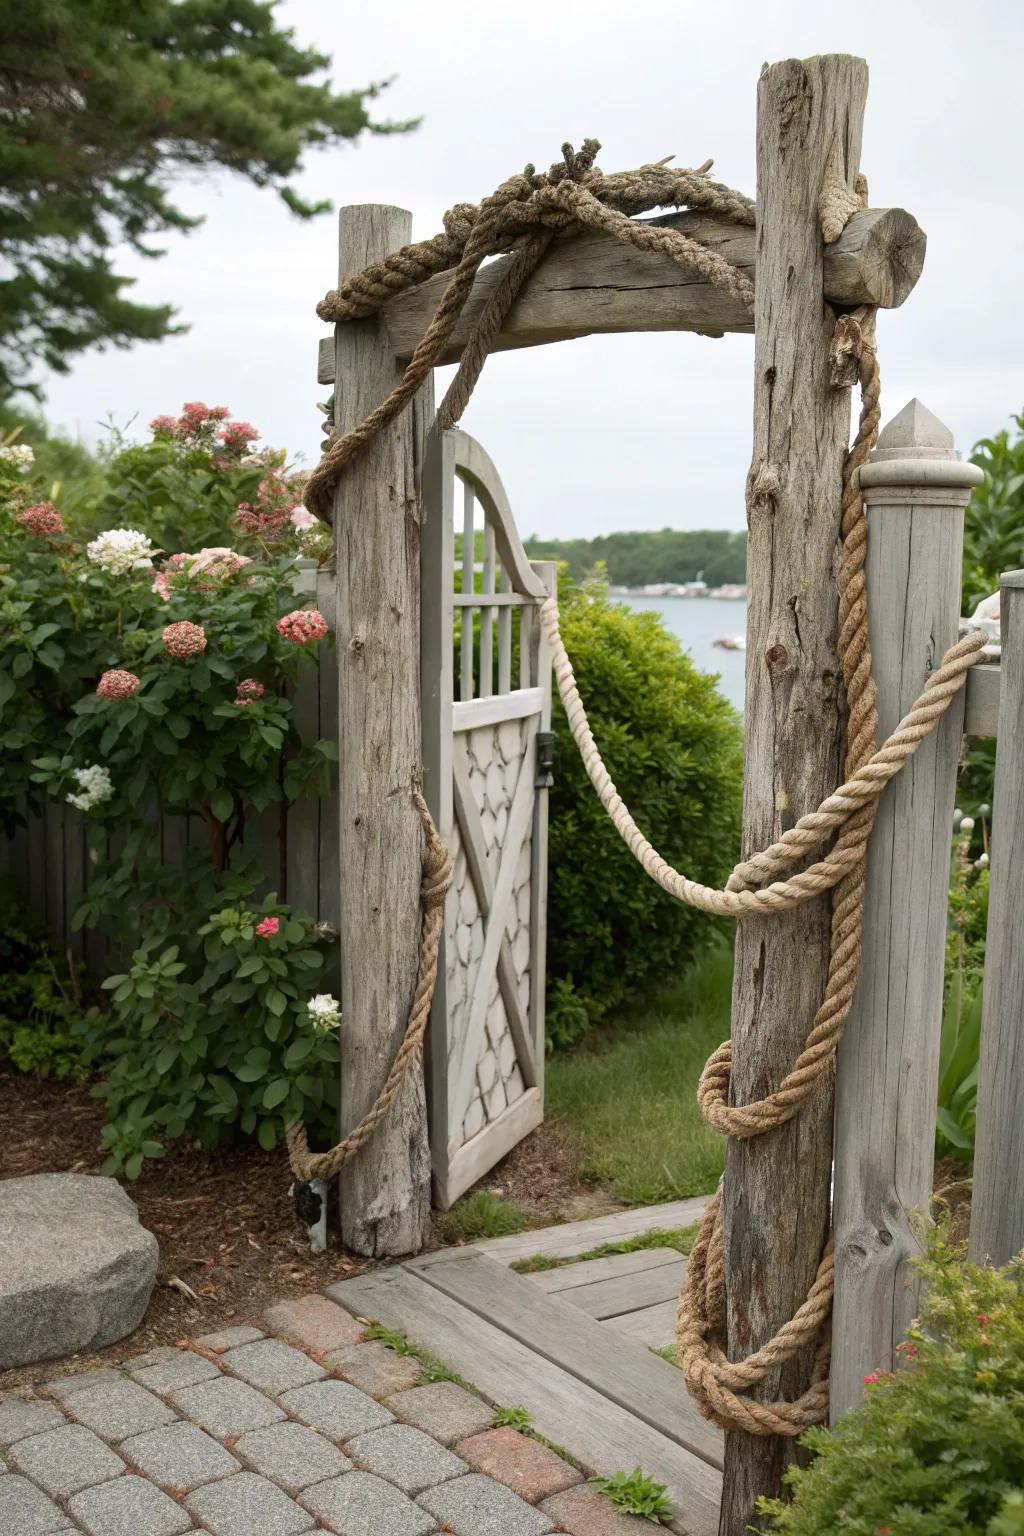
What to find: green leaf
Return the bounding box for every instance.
[262,1078,291,1109]
[258,1118,279,1151]
[284,1036,316,1069]
[265,987,287,1017]
[210,788,234,822]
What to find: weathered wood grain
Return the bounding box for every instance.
[970,573,1024,1266]
[329,1265,722,1535]
[407,1250,723,1470]
[472,1196,708,1263]
[332,205,433,1256]
[352,207,923,367]
[831,400,981,1416]
[536,1255,686,1319]
[721,55,869,1532]
[527,1245,683,1293]
[963,661,1001,738]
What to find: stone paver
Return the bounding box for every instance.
[185,1471,314,1534]
[264,1294,365,1353]
[346,1423,466,1495]
[0,1394,66,1445]
[46,1368,124,1400]
[418,1472,556,1535]
[279,1379,394,1440]
[125,1347,221,1393]
[121,1421,240,1492]
[169,1376,285,1438]
[0,1473,72,1535]
[387,1382,495,1446]
[327,1340,423,1398]
[542,1483,656,1534]
[221,1337,326,1394]
[10,1423,125,1497]
[69,1473,195,1536]
[300,1470,436,1535]
[455,1426,582,1502]
[193,1324,264,1352]
[61,1378,177,1442]
[234,1421,352,1495]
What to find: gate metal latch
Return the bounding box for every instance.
[535,731,555,789]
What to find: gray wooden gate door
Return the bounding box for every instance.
[421,428,555,1209]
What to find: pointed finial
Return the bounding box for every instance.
[872,399,955,462]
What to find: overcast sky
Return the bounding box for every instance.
[42,0,1024,539]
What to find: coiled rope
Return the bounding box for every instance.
[295,140,986,1435]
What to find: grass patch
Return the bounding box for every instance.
[590,1467,675,1522]
[360,1321,471,1388]
[511,1223,698,1274]
[436,1189,529,1243]
[546,941,732,1205]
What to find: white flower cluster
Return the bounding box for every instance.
[67,764,114,813]
[307,993,342,1033]
[0,443,34,474]
[86,527,155,574]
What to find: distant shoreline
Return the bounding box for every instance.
[609,584,747,601]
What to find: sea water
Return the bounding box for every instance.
[616,594,747,714]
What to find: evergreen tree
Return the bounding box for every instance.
[0,0,413,395]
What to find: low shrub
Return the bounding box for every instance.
[547,571,742,1042]
[757,1229,1024,1535]
[0,898,90,1081]
[84,895,339,1177]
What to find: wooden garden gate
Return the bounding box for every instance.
[420,428,556,1209]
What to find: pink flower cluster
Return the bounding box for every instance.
[153,547,251,601]
[236,469,304,542]
[235,678,265,705]
[276,609,329,645]
[95,669,141,700]
[162,620,207,658]
[150,403,259,462]
[255,916,280,938]
[16,502,65,537]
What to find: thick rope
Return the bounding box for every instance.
[304,142,756,523]
[297,143,985,1435]
[285,789,452,1182]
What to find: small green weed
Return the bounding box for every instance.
[511,1223,698,1274]
[360,1322,466,1387]
[591,1467,675,1522]
[492,1405,534,1431]
[437,1190,529,1243]
[654,1344,678,1366]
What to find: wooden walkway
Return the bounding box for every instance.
[331,1197,721,1536]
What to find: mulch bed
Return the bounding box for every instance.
[0,1063,604,1390]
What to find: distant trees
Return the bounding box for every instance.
[523,528,747,588]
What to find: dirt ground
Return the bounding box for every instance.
[0,1064,608,1390]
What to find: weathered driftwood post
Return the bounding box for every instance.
[831,402,981,1415]
[332,205,433,1256]
[970,570,1024,1267]
[721,54,867,1533]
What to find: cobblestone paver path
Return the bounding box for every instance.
[0,1293,644,1535]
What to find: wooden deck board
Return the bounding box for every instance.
[532,1253,686,1318]
[473,1196,707,1263]
[329,1264,721,1536]
[407,1249,721,1470]
[609,1297,679,1351]
[527,1246,682,1293]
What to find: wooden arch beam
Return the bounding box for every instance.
[317,204,925,381]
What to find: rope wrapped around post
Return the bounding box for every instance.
[285,789,452,1183]
[299,139,985,1436]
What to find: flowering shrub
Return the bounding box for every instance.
[756,1228,1024,1535]
[0,407,341,1169]
[88,899,340,1176]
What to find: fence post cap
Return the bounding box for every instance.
[860,398,984,495]
[1000,569,1024,590]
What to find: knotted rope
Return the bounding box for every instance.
[304,142,756,523]
[300,139,985,1435]
[285,789,452,1182]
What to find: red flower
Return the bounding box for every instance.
[95,669,141,701]
[16,502,64,537]
[162,621,207,658]
[276,609,329,645]
[255,916,280,938]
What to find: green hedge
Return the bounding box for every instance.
[546,572,743,1047]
